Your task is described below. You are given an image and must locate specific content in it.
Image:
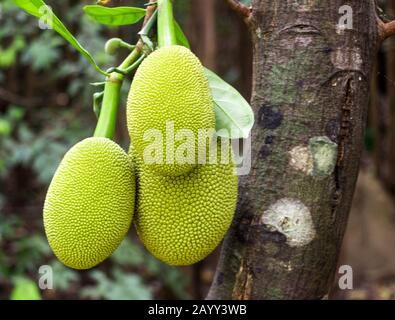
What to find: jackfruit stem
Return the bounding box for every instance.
[93,5,158,139]
[93,47,142,139]
[158,0,177,47]
[93,77,121,139]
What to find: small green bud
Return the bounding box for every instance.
[105,38,122,56]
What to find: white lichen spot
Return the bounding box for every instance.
[256,27,262,39]
[289,146,314,175]
[261,198,316,247]
[309,136,338,178]
[331,48,363,71]
[279,260,293,271]
[336,23,346,35]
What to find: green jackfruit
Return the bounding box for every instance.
[132,142,238,266]
[127,45,215,177]
[44,137,135,270]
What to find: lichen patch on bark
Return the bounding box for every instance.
[289,136,338,178]
[309,136,338,177]
[261,198,316,247]
[255,27,262,39]
[289,145,314,175]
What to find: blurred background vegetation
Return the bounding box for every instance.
[1,0,395,300]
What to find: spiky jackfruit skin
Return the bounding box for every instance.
[44,137,135,270]
[132,143,238,266]
[127,45,215,177]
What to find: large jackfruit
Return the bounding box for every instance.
[127,45,215,177]
[132,142,238,266]
[44,137,135,270]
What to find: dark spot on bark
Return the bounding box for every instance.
[255,267,263,274]
[332,189,342,205]
[262,226,287,244]
[323,47,332,54]
[258,105,283,130]
[236,210,255,244]
[259,145,271,159]
[265,135,275,144]
[216,272,224,286]
[326,119,340,143]
[297,80,304,88]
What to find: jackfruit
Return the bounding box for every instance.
[132,142,238,266]
[127,45,215,177]
[44,137,135,270]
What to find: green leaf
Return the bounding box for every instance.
[82,269,152,300]
[174,20,190,48]
[83,5,146,26]
[13,0,108,75]
[0,119,12,136]
[0,36,26,68]
[10,277,41,300]
[50,261,80,292]
[93,91,104,118]
[205,68,254,139]
[21,32,62,71]
[110,238,145,267]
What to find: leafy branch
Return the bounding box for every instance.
[93,1,158,138]
[13,0,109,75]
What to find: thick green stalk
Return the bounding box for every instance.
[93,5,158,139]
[93,2,158,139]
[158,0,177,47]
[93,78,121,139]
[93,49,141,139]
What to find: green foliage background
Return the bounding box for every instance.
[0,0,192,300]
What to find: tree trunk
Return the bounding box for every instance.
[208,0,380,300]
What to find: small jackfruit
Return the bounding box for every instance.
[44,137,135,270]
[127,45,215,177]
[133,142,238,266]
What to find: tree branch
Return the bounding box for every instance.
[142,0,158,25]
[224,0,251,20]
[378,19,395,41]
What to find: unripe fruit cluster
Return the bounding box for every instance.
[43,45,238,269]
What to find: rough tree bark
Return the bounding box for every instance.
[208,0,393,299]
